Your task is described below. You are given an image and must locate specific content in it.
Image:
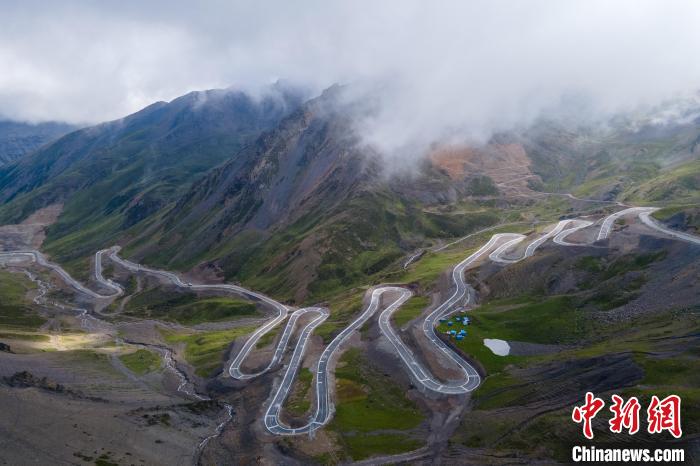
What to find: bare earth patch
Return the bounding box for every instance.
[0,203,63,249]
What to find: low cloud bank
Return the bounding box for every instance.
[2,1,700,157]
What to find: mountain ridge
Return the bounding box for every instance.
[0,85,698,302]
[0,85,307,272]
[0,119,75,167]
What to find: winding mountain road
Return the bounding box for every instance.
[553,219,595,246]
[0,249,122,298]
[1,204,699,439]
[0,250,231,457]
[638,209,700,245]
[597,206,657,241]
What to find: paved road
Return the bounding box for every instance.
[490,220,573,263]
[597,206,657,240]
[2,205,698,440]
[264,307,329,434]
[230,307,307,379]
[265,287,417,434]
[105,246,287,317]
[379,235,531,395]
[380,227,580,396]
[489,207,677,261]
[403,250,424,269]
[104,246,293,381]
[93,248,125,296]
[553,219,595,246]
[378,206,700,398]
[103,248,337,435]
[638,209,700,245]
[0,249,122,298]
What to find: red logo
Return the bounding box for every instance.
[647,395,682,438]
[572,392,682,439]
[572,392,605,439]
[609,394,641,435]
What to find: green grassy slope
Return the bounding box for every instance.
[0,270,44,330]
[524,117,700,205]
[119,349,161,375]
[454,308,699,461]
[132,179,502,305]
[652,204,700,234]
[236,193,500,303]
[124,287,259,325]
[622,158,700,204]
[328,348,425,461]
[0,88,302,268]
[445,239,698,462]
[162,326,255,377]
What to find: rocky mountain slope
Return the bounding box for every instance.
[519,115,700,202]
[0,120,75,166]
[126,88,507,302]
[0,84,305,268]
[0,86,698,303]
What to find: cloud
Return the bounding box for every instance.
[1,0,700,155]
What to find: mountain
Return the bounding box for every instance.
[126,87,503,302]
[0,84,306,269]
[519,110,700,202]
[0,120,75,166]
[0,85,698,303]
[1,86,699,463]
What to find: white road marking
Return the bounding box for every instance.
[1,204,697,438]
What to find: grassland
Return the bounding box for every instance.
[384,222,535,289]
[394,248,477,289]
[329,348,425,461]
[652,204,700,232]
[391,295,430,327]
[0,331,50,342]
[442,246,672,377]
[492,309,697,461]
[284,367,313,416]
[620,158,700,204]
[199,193,504,304]
[315,290,366,344]
[336,434,423,461]
[162,326,255,377]
[652,205,695,220]
[119,349,161,375]
[0,270,45,330]
[62,349,122,375]
[451,300,700,463]
[436,295,588,374]
[125,288,258,325]
[572,174,620,198]
[255,322,281,349]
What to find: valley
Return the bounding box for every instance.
[1,82,699,466]
[1,189,697,463]
[3,4,700,465]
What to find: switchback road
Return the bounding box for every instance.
[1,205,698,438]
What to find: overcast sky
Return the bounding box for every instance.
[2,0,700,151]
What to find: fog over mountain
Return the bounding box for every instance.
[2,0,700,156]
[1,4,700,464]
